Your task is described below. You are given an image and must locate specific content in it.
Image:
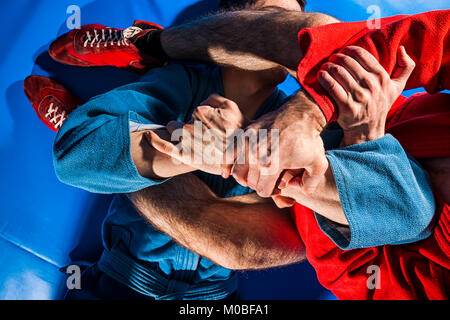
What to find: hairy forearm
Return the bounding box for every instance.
[162,10,339,74]
[129,174,305,270]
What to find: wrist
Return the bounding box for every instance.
[283,91,327,132]
[341,125,385,147]
[305,102,327,132]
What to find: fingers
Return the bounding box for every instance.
[319,46,391,110]
[222,122,250,179]
[200,94,227,107]
[272,195,296,209]
[201,94,239,112]
[322,61,361,94]
[222,139,239,179]
[246,164,260,190]
[256,172,280,198]
[230,139,250,186]
[278,169,302,190]
[391,46,416,91]
[318,69,348,104]
[221,164,233,179]
[278,170,295,190]
[192,105,219,132]
[197,94,248,131]
[288,155,328,195]
[340,46,386,76]
[328,52,368,84]
[157,122,197,164]
[246,134,263,190]
[232,163,249,187]
[246,131,278,196]
[144,130,179,158]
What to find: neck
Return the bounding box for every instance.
[222,68,278,120]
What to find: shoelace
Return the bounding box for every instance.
[122,26,144,40]
[45,103,67,129]
[83,28,130,48]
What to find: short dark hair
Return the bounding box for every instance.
[219,0,306,11]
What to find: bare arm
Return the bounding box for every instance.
[130,129,195,180]
[276,47,416,224]
[152,94,346,225]
[128,173,305,270]
[130,123,228,180]
[133,10,339,76]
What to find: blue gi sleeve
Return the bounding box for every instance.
[318,134,436,249]
[53,63,195,194]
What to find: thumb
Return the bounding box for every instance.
[201,94,234,110]
[278,169,303,189]
[391,46,416,91]
[145,131,179,159]
[289,156,328,195]
[272,195,296,208]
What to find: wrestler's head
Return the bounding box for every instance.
[219,0,306,11]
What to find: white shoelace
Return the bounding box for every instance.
[45,103,67,129]
[83,28,130,48]
[122,26,144,40]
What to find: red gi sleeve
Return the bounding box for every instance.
[292,202,450,300]
[292,92,450,300]
[296,10,450,122]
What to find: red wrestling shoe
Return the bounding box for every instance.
[23,76,80,132]
[48,21,165,73]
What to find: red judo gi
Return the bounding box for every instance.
[292,10,450,299]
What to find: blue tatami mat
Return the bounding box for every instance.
[1,0,446,300]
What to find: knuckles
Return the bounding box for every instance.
[329,53,354,69]
[323,62,345,77]
[341,45,367,59]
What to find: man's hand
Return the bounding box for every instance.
[148,94,247,175]
[269,47,415,209]
[318,45,415,146]
[131,128,194,179]
[228,91,328,198]
[191,94,249,134]
[151,91,328,199]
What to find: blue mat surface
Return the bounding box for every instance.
[0,0,447,300]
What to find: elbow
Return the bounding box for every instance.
[410,174,437,241]
[306,13,340,28]
[53,152,70,186]
[398,185,436,243]
[387,155,437,243]
[53,137,79,188]
[53,133,74,186]
[52,144,91,192]
[209,237,268,270]
[53,153,82,190]
[216,252,266,271]
[409,200,436,241]
[217,235,304,270]
[219,243,267,270]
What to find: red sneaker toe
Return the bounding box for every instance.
[49,30,94,67]
[23,76,80,132]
